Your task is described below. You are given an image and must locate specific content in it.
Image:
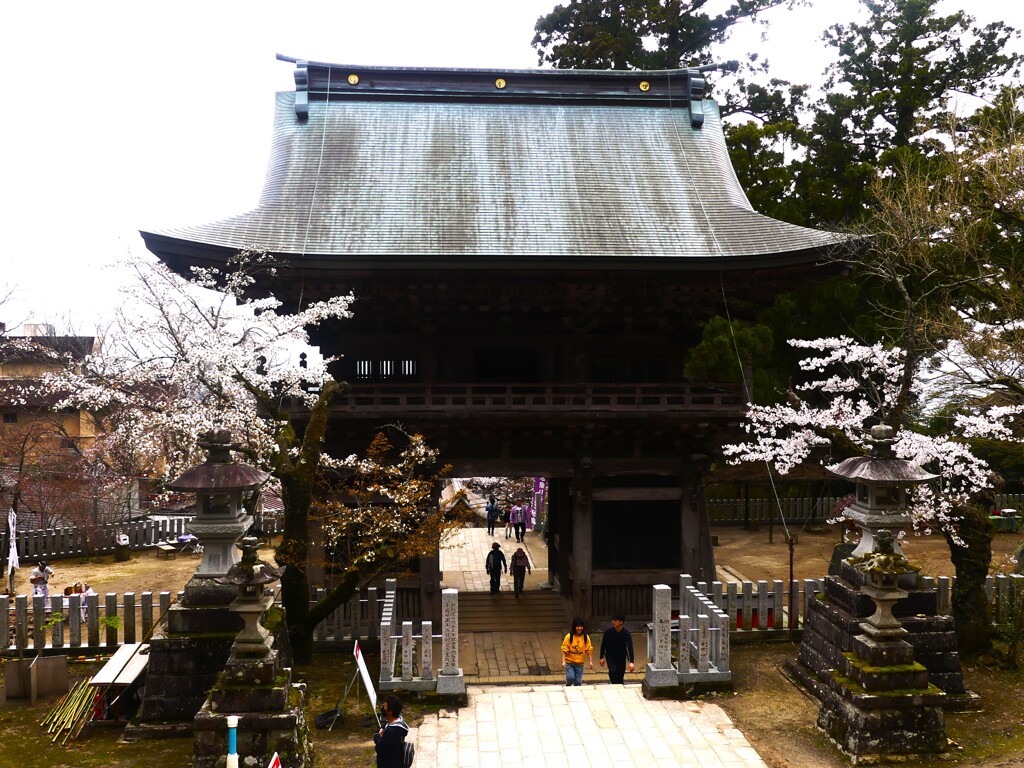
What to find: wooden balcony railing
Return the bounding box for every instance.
[324,382,745,415]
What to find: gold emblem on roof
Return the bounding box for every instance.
[639,81,651,92]
[348,74,360,85]
[495,78,507,89]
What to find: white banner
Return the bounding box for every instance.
[354,640,377,713]
[7,508,18,576]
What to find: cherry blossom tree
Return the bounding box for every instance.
[725,335,1021,652]
[316,428,469,622]
[45,251,461,661]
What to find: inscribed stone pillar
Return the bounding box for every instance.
[644,584,678,690]
[436,588,465,695]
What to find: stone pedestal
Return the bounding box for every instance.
[786,562,977,710]
[134,605,243,726]
[817,619,949,760]
[192,607,309,768]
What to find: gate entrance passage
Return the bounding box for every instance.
[441,524,650,683]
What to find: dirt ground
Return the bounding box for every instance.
[6,548,205,600]
[712,523,1024,768]
[5,525,1024,767]
[712,521,1023,583]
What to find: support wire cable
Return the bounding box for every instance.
[665,69,793,542]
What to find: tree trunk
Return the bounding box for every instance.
[273,379,346,664]
[944,505,994,656]
[279,471,313,663]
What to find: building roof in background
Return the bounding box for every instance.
[0,335,96,365]
[143,61,852,272]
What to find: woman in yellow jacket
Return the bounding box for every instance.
[560,617,593,686]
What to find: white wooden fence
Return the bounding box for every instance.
[377,580,463,694]
[5,574,1022,664]
[0,517,286,563]
[1,519,192,561]
[646,575,732,687]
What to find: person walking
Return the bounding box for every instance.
[504,503,513,539]
[373,694,410,768]
[560,617,593,686]
[485,495,499,536]
[509,501,526,542]
[599,612,636,684]
[510,546,531,597]
[485,542,507,594]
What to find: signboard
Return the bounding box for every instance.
[354,640,377,712]
[266,753,281,768]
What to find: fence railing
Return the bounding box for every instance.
[705,494,1024,525]
[4,574,1021,660]
[2,591,176,655]
[377,579,464,694]
[645,576,731,690]
[0,517,285,563]
[1,520,192,561]
[328,382,744,415]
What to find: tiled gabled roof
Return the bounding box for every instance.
[142,63,851,270]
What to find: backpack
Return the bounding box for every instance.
[403,740,416,767]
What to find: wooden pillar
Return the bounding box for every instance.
[547,478,571,595]
[571,465,593,625]
[680,473,716,583]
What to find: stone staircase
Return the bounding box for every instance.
[458,589,569,632]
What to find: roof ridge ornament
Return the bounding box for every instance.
[278,53,309,121]
[685,61,737,130]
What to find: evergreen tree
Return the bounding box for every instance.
[532,0,792,69]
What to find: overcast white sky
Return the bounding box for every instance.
[2,0,1020,333]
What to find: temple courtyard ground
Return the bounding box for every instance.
[1,523,1022,767]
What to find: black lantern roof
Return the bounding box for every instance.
[828,424,937,485]
[166,428,269,492]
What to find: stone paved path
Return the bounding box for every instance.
[426,504,767,767]
[442,522,649,682]
[411,683,768,768]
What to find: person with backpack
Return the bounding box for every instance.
[485,495,499,536]
[510,546,531,597]
[561,617,594,686]
[374,694,411,768]
[485,542,507,594]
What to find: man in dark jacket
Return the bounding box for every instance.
[373,694,409,768]
[598,612,635,684]
[485,542,507,594]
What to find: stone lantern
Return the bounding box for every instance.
[218,536,284,658]
[132,428,272,732]
[166,428,269,605]
[828,424,937,560]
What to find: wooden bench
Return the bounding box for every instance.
[155,543,177,559]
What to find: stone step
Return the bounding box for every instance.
[458,590,568,632]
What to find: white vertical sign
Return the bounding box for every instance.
[354,640,377,712]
